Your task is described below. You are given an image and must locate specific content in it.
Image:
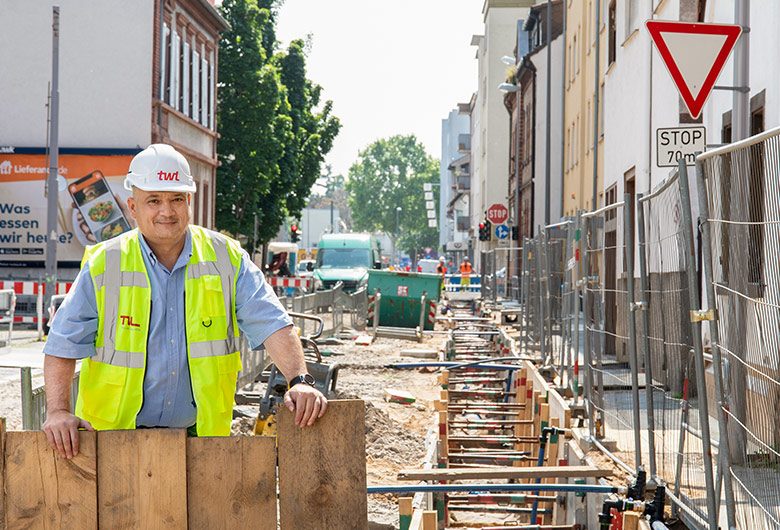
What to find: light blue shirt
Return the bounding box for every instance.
[44,229,292,428]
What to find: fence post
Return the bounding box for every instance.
[535,232,548,364]
[695,159,738,530]
[581,215,595,440]
[635,193,658,480]
[572,213,582,398]
[623,194,643,471]
[491,250,497,302]
[21,366,33,430]
[418,294,427,343]
[372,292,382,340]
[677,159,719,530]
[520,241,530,356]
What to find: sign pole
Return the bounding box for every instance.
[45,6,61,312]
[733,0,750,141]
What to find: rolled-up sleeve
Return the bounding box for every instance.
[43,264,98,360]
[235,251,293,349]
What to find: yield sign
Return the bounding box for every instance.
[646,20,741,119]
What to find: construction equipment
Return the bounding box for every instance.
[236,312,341,436]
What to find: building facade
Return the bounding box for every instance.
[508,0,564,240]
[470,0,533,267]
[439,108,471,251]
[562,0,607,216]
[0,0,227,279]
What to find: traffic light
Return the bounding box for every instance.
[478,220,492,241]
[290,224,301,243]
[511,226,519,241]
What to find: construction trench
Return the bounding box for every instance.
[0,289,674,530]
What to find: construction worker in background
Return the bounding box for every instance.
[436,256,447,276]
[42,144,327,459]
[459,256,473,287]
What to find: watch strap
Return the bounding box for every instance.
[288,374,315,388]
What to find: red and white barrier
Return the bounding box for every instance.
[267,276,313,290]
[427,300,437,325]
[0,281,73,324]
[0,281,72,296]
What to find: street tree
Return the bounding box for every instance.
[346,135,439,258]
[216,0,339,249]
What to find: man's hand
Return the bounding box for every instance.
[284,384,328,427]
[42,409,94,459]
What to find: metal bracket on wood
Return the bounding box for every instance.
[630,301,647,312]
[690,309,717,323]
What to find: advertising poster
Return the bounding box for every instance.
[0,152,136,268]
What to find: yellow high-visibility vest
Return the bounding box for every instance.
[75,226,243,436]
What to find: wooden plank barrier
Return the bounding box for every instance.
[1,399,367,530]
[277,399,368,530]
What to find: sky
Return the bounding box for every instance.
[274,0,485,178]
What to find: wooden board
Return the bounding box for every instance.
[397,465,613,481]
[4,430,97,529]
[97,429,187,529]
[277,399,368,530]
[187,436,276,530]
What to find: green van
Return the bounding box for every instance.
[314,233,381,292]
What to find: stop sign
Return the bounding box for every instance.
[487,203,508,224]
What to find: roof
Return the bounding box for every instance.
[194,0,231,32]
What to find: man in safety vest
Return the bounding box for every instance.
[459,256,473,286]
[42,144,327,459]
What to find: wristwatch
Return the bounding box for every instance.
[288,373,316,388]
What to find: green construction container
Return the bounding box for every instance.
[368,270,442,330]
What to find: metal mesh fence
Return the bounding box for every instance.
[638,173,713,525]
[582,201,644,470]
[699,128,780,529]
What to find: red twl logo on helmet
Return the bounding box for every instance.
[157,170,180,181]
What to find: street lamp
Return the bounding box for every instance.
[499,79,522,281]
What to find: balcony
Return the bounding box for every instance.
[458,134,471,152]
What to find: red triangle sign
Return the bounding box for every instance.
[646,20,741,119]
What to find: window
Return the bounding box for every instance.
[608,0,617,65]
[626,0,640,39]
[599,83,605,138]
[192,50,200,122]
[605,184,617,221]
[201,55,208,126]
[586,100,591,152]
[573,34,578,78]
[208,56,215,129]
[182,42,190,117]
[697,0,707,22]
[169,31,180,108]
[161,24,170,101]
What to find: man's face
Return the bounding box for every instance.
[127,188,191,245]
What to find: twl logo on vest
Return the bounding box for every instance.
[120,315,141,328]
[157,170,180,181]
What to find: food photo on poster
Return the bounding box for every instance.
[0,152,137,267]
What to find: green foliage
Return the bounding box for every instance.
[216,0,340,248]
[346,135,440,257]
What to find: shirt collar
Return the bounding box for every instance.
[137,228,193,271]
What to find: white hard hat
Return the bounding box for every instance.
[124,144,196,193]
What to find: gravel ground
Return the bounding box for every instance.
[233,330,445,529]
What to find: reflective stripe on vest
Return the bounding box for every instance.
[76,226,243,436]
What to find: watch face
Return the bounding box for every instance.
[303,374,316,385]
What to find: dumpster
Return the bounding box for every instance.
[368,270,442,330]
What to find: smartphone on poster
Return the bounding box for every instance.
[68,170,131,243]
